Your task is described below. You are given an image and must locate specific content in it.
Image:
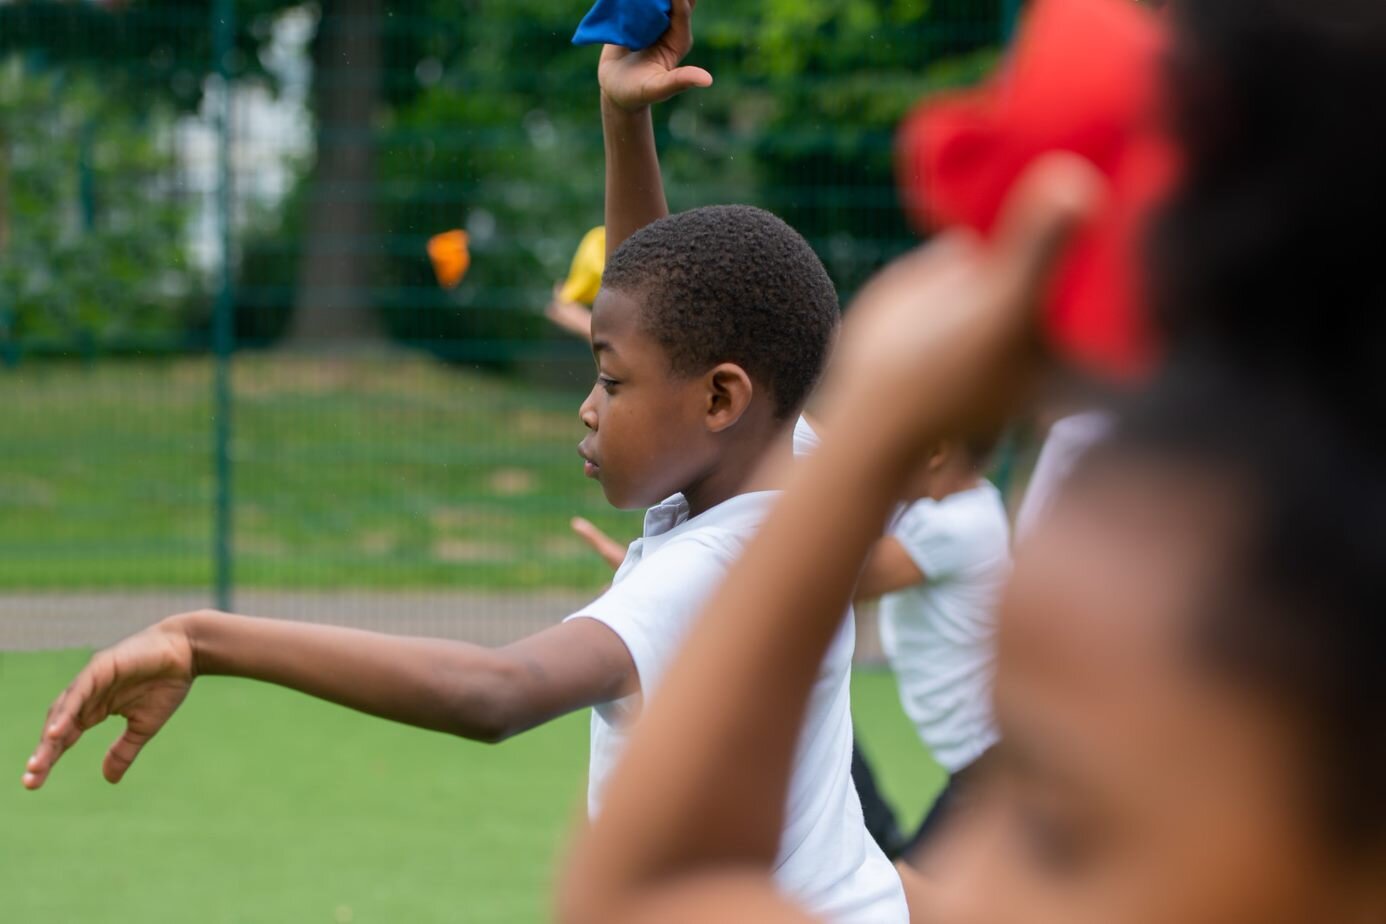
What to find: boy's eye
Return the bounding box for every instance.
[597,375,620,393]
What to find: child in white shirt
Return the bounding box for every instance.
[853,436,1011,858]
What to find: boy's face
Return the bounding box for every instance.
[578,289,720,509]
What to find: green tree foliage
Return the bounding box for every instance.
[700,0,1002,290]
[0,0,284,109]
[366,0,1002,359]
[0,57,198,349]
[2,0,1006,357]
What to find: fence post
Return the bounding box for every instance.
[211,0,235,612]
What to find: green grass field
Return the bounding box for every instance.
[0,652,942,922]
[0,356,642,592]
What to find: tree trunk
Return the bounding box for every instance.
[286,0,384,344]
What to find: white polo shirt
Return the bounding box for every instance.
[880,481,1010,773]
[568,491,908,924]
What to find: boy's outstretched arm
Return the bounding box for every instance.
[559,156,1102,924]
[23,611,635,790]
[598,0,711,253]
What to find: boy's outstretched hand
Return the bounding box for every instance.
[22,618,196,790]
[599,0,711,111]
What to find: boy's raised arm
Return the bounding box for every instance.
[597,0,711,253]
[23,610,636,790]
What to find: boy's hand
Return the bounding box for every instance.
[599,0,712,111]
[22,616,197,790]
[571,517,628,571]
[546,285,595,342]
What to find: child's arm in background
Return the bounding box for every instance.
[558,156,1101,924]
[23,610,636,790]
[854,537,927,601]
[597,0,711,252]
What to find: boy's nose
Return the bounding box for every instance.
[579,386,599,431]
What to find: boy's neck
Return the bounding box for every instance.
[679,423,795,519]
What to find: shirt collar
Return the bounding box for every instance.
[640,490,780,555]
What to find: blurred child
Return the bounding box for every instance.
[852,436,1009,862]
[545,225,606,340]
[23,3,906,920]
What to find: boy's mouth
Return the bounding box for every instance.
[578,444,600,479]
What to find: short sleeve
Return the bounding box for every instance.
[565,534,737,695]
[890,490,1008,584]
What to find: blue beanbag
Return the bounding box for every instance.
[572,0,671,50]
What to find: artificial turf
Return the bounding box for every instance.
[0,652,943,922]
[0,356,641,593]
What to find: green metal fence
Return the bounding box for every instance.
[0,0,1009,640]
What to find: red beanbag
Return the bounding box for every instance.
[897,0,1177,381]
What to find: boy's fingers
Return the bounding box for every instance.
[24,711,84,789]
[24,663,111,789]
[669,0,696,44]
[645,66,713,103]
[102,726,153,784]
[988,153,1106,302]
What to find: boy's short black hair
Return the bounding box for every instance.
[601,204,839,420]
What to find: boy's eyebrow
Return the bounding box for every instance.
[592,338,615,356]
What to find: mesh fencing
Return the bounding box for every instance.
[0,0,1009,650]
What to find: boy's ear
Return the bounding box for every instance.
[703,363,755,432]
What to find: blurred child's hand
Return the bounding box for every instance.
[546,285,595,342]
[599,0,712,111]
[571,517,628,571]
[22,616,198,790]
[823,154,1105,460]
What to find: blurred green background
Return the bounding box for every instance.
[0,0,1005,599]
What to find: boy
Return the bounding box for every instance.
[23,3,907,920]
[852,437,1010,859]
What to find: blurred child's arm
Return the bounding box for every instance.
[23,611,636,790]
[597,0,711,253]
[559,156,1100,923]
[571,516,629,570]
[854,537,927,601]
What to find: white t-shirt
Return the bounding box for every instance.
[569,491,908,924]
[792,414,821,455]
[1014,411,1113,540]
[879,481,1010,773]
